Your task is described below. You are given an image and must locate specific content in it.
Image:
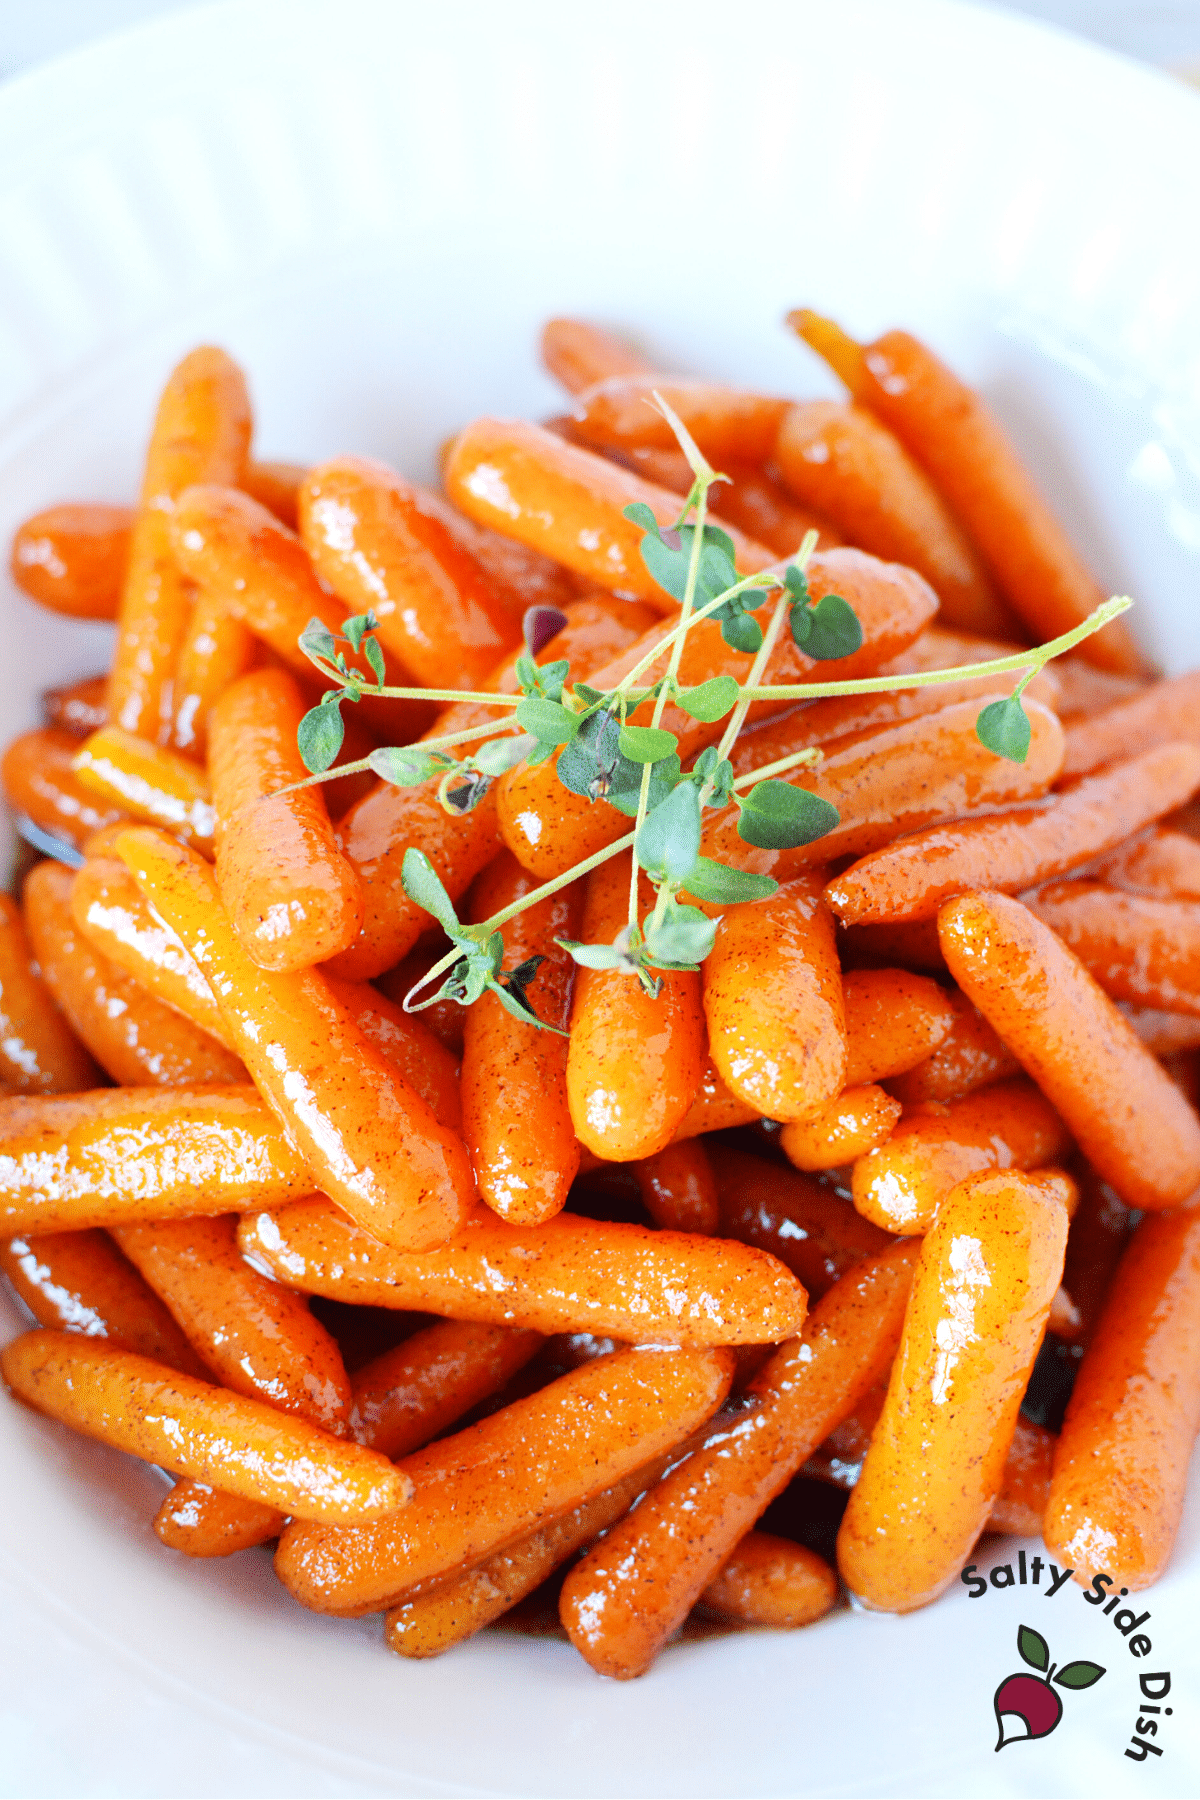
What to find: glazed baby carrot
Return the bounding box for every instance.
[836,1169,1069,1612]
[72,726,215,853]
[24,862,244,1088]
[0,1086,310,1234]
[461,851,583,1224]
[238,1196,807,1346]
[328,980,462,1132]
[1,1330,408,1524]
[541,317,655,393]
[154,1483,287,1558]
[850,1078,1070,1234]
[209,668,364,971]
[169,485,435,744]
[566,854,705,1160]
[420,485,585,619]
[773,400,1012,638]
[671,1059,758,1140]
[1060,671,1200,779]
[169,586,256,757]
[1,727,128,852]
[700,1533,838,1630]
[780,1086,901,1171]
[1026,882,1200,1017]
[348,1320,544,1459]
[841,967,957,1086]
[445,417,776,610]
[498,546,941,880]
[112,1214,352,1432]
[633,1140,719,1234]
[789,313,1142,673]
[569,377,790,463]
[826,742,1200,925]
[886,991,1020,1105]
[701,873,846,1122]
[938,892,1200,1211]
[10,503,133,619]
[1052,660,1149,719]
[117,828,475,1251]
[709,1145,892,1301]
[241,458,306,529]
[1060,1166,1135,1347]
[602,445,843,556]
[0,1230,207,1375]
[1044,1198,1200,1589]
[326,595,653,981]
[0,892,100,1093]
[42,674,108,738]
[1118,1004,1200,1056]
[986,1417,1057,1536]
[1092,825,1200,899]
[703,697,1065,884]
[108,348,252,741]
[559,1239,918,1678]
[275,1344,735,1614]
[300,457,520,689]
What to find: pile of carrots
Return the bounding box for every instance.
[0,311,1197,1680]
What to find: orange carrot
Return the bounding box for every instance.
[418,486,586,621]
[1,1330,407,1524]
[1060,671,1200,779]
[238,1196,807,1347]
[0,892,100,1093]
[939,891,1200,1210]
[1025,881,1200,1017]
[570,377,789,463]
[73,726,215,852]
[42,673,108,739]
[347,1319,544,1458]
[599,445,843,556]
[840,918,948,975]
[541,318,654,393]
[108,348,252,741]
[1052,659,1149,719]
[1,727,128,852]
[837,1169,1069,1612]
[633,1140,719,1234]
[1060,1165,1135,1347]
[986,1417,1057,1536]
[10,503,132,619]
[566,854,705,1160]
[168,585,256,757]
[241,458,306,529]
[826,742,1200,925]
[700,1533,838,1630]
[154,1483,286,1558]
[670,1058,758,1141]
[116,828,475,1252]
[780,1086,901,1170]
[886,987,1020,1104]
[1091,825,1200,900]
[1117,1004,1200,1056]
[709,1144,893,1301]
[1045,1198,1200,1588]
[841,967,957,1086]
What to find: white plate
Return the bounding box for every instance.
[2,2,1199,1795]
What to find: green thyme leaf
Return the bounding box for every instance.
[604,751,681,819]
[636,781,702,883]
[721,609,764,653]
[804,592,862,661]
[368,745,446,787]
[643,902,717,968]
[472,734,536,777]
[683,857,778,903]
[688,747,736,808]
[976,694,1031,763]
[400,848,461,935]
[619,724,678,764]
[364,636,386,685]
[515,697,580,745]
[299,617,339,667]
[342,610,379,651]
[675,675,739,722]
[556,937,637,973]
[296,697,345,772]
[737,780,839,850]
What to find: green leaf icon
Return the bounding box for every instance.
[683,857,778,904]
[1018,1624,1050,1672]
[976,694,1031,763]
[675,676,739,723]
[736,780,839,850]
[296,698,345,773]
[1054,1660,1105,1691]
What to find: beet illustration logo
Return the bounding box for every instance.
[993,1625,1105,1750]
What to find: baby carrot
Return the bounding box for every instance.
[112,1214,352,1433]
[348,1319,544,1459]
[329,980,462,1132]
[559,1239,918,1677]
[1060,1166,1135,1347]
[601,445,843,556]
[419,485,586,620]
[0,1086,310,1235]
[700,1532,838,1630]
[1118,1004,1200,1056]
[1060,671,1200,780]
[237,1196,807,1346]
[633,1140,719,1234]
[938,892,1200,1211]
[850,1078,1071,1234]
[1092,825,1200,900]
[461,851,583,1224]
[300,457,520,689]
[703,697,1065,884]
[701,873,846,1123]
[0,892,100,1093]
[709,1144,894,1300]
[241,458,306,529]
[72,726,215,853]
[841,967,957,1087]
[837,1169,1069,1612]
[986,1417,1057,1536]
[1044,1199,1200,1589]
[116,828,475,1252]
[169,485,435,744]
[10,503,133,619]
[43,674,108,738]
[1026,881,1200,1017]
[780,1086,902,1170]
[670,1058,758,1140]
[886,989,1020,1104]
[1,1330,408,1524]
[210,668,364,971]
[168,586,256,757]
[71,851,228,1040]
[23,862,244,1088]
[1,727,128,852]
[827,742,1200,925]
[774,400,1012,638]
[789,312,1142,674]
[274,1344,735,1614]
[108,348,252,741]
[154,1483,286,1558]
[570,377,789,463]
[0,1229,207,1375]
[541,318,654,393]
[567,854,705,1160]
[444,418,776,610]
[1053,660,1150,720]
